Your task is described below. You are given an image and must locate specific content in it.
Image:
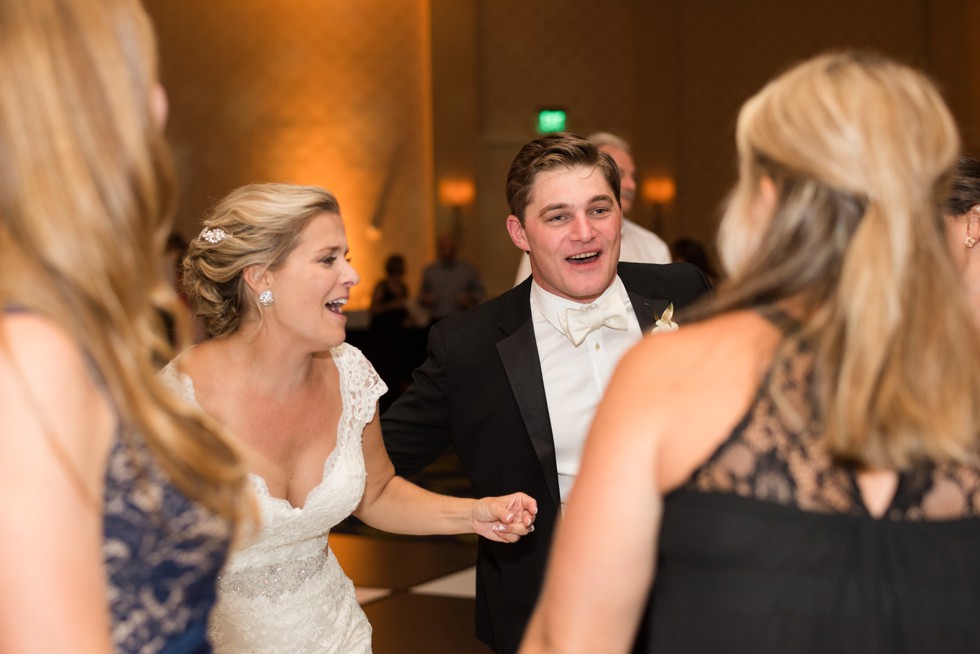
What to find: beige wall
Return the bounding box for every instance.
[146,0,978,303]
[145,0,433,310]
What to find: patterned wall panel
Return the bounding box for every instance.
[478,0,636,140]
[144,0,432,310]
[473,0,639,293]
[143,0,954,302]
[673,0,929,263]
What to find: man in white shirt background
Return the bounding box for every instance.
[513,131,671,286]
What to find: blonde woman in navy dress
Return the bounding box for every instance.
[0,0,254,651]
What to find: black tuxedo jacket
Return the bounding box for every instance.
[381,262,712,653]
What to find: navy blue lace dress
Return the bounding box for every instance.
[4,306,233,652]
[645,315,980,653]
[103,428,233,652]
[102,428,231,654]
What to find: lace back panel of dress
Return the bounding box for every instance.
[685,334,980,521]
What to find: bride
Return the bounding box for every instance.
[162,182,536,653]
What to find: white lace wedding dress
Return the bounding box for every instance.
[161,343,386,653]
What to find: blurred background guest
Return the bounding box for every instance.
[520,51,980,654]
[162,231,208,344]
[945,155,980,321]
[671,236,718,285]
[370,254,413,331]
[586,131,672,265]
[0,0,253,651]
[369,253,422,411]
[420,233,485,325]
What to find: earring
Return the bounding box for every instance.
[259,290,274,307]
[966,237,977,249]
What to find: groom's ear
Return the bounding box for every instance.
[506,215,530,253]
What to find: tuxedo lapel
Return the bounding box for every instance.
[495,285,562,510]
[492,280,672,512]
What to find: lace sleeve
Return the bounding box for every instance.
[333,343,387,424]
[158,359,198,405]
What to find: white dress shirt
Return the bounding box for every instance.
[529,276,643,511]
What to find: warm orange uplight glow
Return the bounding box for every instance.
[438,178,476,206]
[642,176,676,204]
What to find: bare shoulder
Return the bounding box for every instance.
[604,311,782,491]
[0,313,90,393]
[0,313,114,495]
[620,311,777,388]
[171,338,215,375]
[169,338,238,395]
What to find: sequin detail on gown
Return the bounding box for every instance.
[160,343,386,654]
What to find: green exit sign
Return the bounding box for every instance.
[537,109,567,133]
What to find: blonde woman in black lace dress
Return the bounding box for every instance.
[520,51,980,654]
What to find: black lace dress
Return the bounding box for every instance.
[645,318,980,653]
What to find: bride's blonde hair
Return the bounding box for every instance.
[0,0,253,529]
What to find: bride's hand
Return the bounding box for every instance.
[471,492,537,543]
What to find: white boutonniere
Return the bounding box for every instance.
[652,303,678,333]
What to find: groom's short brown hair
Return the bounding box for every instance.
[505,132,621,225]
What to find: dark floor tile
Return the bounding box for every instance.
[364,593,493,654]
[331,532,478,590]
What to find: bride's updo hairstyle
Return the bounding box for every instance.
[183,182,341,338]
[704,51,980,469]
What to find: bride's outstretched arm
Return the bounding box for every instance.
[353,407,537,543]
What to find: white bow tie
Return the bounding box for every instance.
[561,294,629,346]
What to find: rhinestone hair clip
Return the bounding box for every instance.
[199,227,231,244]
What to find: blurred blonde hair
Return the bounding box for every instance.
[0,0,253,531]
[707,51,980,468]
[182,182,342,338]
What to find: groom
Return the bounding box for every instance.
[382,132,711,653]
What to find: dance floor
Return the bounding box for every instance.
[334,531,490,653]
[333,448,492,653]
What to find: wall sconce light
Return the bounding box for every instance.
[438,178,476,238]
[641,176,676,235]
[641,176,676,205]
[438,178,476,207]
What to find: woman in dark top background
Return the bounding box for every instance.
[945,155,980,323]
[521,51,980,653]
[370,254,413,331]
[0,0,253,651]
[369,253,420,410]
